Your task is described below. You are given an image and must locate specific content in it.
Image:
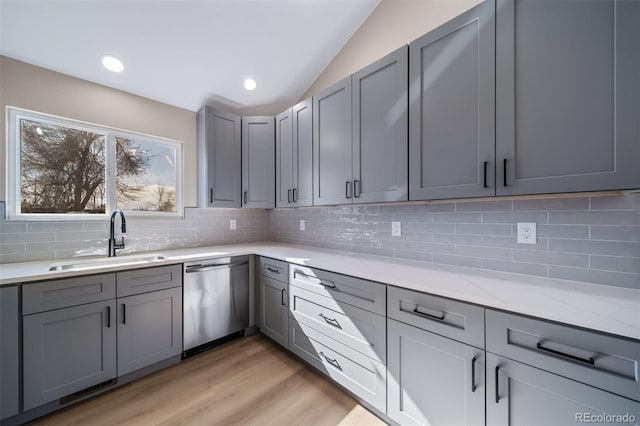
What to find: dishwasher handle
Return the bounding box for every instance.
[185,262,247,273]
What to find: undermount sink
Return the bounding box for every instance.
[49,254,167,272]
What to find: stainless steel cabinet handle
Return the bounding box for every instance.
[106,306,111,328]
[186,262,246,273]
[288,189,292,203]
[266,267,281,274]
[495,366,500,403]
[345,181,352,199]
[281,288,286,306]
[353,180,360,198]
[319,352,342,370]
[122,304,126,325]
[319,280,336,289]
[471,356,478,392]
[413,307,445,321]
[536,341,595,365]
[292,188,297,203]
[319,313,342,329]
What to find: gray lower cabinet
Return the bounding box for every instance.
[387,319,485,426]
[409,0,495,200]
[496,0,640,195]
[352,45,408,204]
[23,300,117,410]
[197,106,242,208]
[313,77,353,206]
[117,287,182,376]
[259,275,288,347]
[276,98,313,208]
[486,353,640,425]
[242,116,275,208]
[1,286,20,420]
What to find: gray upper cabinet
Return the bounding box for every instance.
[197,106,242,208]
[313,77,353,206]
[486,353,640,425]
[23,299,117,410]
[1,287,19,420]
[409,0,496,200]
[353,46,408,204]
[496,0,640,195]
[276,98,313,208]
[242,116,275,208]
[117,287,182,376]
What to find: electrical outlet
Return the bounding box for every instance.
[517,222,537,244]
[391,221,402,237]
[300,220,305,231]
[230,219,237,230]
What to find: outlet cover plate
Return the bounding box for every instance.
[300,220,305,231]
[230,219,237,230]
[517,222,537,244]
[391,221,402,237]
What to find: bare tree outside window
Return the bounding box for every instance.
[20,119,106,214]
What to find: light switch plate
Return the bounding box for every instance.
[517,222,537,244]
[230,219,237,230]
[300,220,305,231]
[391,221,402,237]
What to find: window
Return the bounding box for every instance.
[7,107,183,219]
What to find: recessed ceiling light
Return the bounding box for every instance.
[244,78,257,91]
[101,55,124,73]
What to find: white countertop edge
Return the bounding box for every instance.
[1,242,638,340]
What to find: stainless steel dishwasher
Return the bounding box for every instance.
[183,256,249,354]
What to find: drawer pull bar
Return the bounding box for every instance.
[536,342,595,365]
[495,366,500,403]
[412,307,445,321]
[319,313,342,329]
[319,352,342,370]
[266,267,281,275]
[471,356,477,393]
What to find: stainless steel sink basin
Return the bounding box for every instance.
[49,254,167,272]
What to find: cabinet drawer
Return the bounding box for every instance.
[116,264,182,297]
[289,285,386,363]
[388,286,484,348]
[23,273,116,315]
[258,257,288,282]
[289,264,385,315]
[288,318,386,412]
[486,310,640,402]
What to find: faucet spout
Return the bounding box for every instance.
[108,209,127,257]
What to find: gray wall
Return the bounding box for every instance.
[0,208,269,263]
[270,194,640,289]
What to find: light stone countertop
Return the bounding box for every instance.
[1,242,638,340]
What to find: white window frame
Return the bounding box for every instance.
[6,106,183,220]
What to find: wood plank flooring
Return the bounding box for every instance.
[29,334,386,426]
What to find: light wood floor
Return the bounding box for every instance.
[29,334,386,426]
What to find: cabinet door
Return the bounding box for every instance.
[313,77,353,206]
[1,287,19,420]
[353,46,408,204]
[259,275,288,347]
[198,106,241,208]
[409,0,495,201]
[486,354,640,425]
[23,300,117,410]
[496,0,640,195]
[387,319,485,426]
[117,287,182,376]
[242,116,275,208]
[292,98,313,207]
[276,108,294,208]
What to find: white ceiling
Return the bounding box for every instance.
[0,0,380,114]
